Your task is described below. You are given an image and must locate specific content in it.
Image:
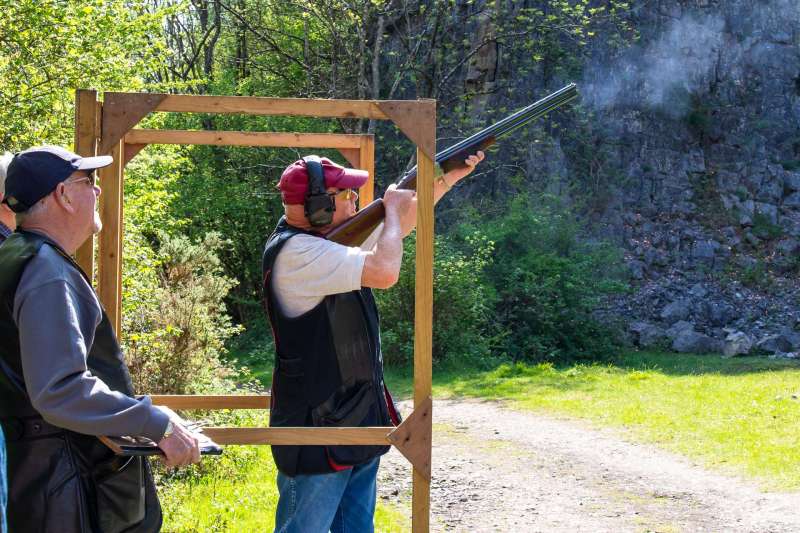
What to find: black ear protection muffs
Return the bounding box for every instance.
[303,155,335,227]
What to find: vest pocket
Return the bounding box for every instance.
[92,455,146,533]
[7,435,86,532]
[311,379,373,427]
[311,380,389,466]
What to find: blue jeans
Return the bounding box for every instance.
[0,426,6,533]
[275,457,379,533]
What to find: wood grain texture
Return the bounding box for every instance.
[99,93,166,154]
[73,90,98,278]
[157,94,391,119]
[377,100,437,159]
[97,141,123,337]
[150,395,271,410]
[387,396,432,480]
[123,143,148,166]
[337,148,360,168]
[125,129,363,149]
[413,149,435,532]
[358,135,376,207]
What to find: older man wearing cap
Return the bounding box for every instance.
[262,152,483,532]
[0,146,202,532]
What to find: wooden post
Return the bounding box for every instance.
[358,135,375,206]
[73,90,98,277]
[412,148,435,533]
[97,140,124,337]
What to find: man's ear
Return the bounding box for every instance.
[54,183,75,212]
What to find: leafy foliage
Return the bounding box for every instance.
[375,195,625,367]
[0,0,642,526]
[375,230,496,366]
[478,195,625,362]
[125,231,244,394]
[0,0,170,148]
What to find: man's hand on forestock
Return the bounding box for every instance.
[383,183,417,238]
[443,150,485,187]
[156,407,202,467]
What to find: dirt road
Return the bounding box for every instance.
[378,398,800,532]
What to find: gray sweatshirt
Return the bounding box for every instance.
[12,241,169,441]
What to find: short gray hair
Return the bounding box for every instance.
[15,199,47,226]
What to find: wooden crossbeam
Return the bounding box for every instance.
[202,427,392,445]
[155,95,392,119]
[151,394,271,410]
[126,129,364,149]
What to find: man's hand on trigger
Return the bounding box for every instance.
[383,183,417,237]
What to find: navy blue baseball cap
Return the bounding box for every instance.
[3,146,112,213]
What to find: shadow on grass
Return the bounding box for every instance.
[225,328,800,401]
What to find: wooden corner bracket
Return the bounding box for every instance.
[377,100,436,160]
[387,396,433,481]
[99,92,167,155]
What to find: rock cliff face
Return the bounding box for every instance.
[454,0,800,355]
[584,0,800,356]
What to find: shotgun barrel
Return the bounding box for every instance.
[325,83,579,245]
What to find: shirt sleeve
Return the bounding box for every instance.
[272,234,370,317]
[14,279,169,441]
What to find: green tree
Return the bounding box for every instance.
[0,0,170,148]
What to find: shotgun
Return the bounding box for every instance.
[325,83,579,246]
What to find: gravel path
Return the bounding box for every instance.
[377,398,800,532]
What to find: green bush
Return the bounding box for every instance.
[479,195,625,362]
[375,195,625,367]
[124,231,244,395]
[751,213,783,241]
[375,231,496,367]
[736,259,774,292]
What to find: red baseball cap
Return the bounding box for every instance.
[278,156,369,205]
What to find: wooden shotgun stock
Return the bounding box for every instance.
[324,83,579,246]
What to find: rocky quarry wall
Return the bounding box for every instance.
[452,0,800,357]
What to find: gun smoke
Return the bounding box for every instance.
[582,0,800,116]
[583,13,725,116]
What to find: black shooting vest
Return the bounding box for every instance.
[0,231,162,533]
[262,219,401,476]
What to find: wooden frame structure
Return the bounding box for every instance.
[74,89,436,532]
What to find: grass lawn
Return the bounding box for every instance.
[384,351,800,490]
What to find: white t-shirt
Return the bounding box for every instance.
[272,225,382,318]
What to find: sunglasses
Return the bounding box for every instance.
[328,189,359,202]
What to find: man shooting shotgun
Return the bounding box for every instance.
[261,83,577,532]
[325,82,578,246]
